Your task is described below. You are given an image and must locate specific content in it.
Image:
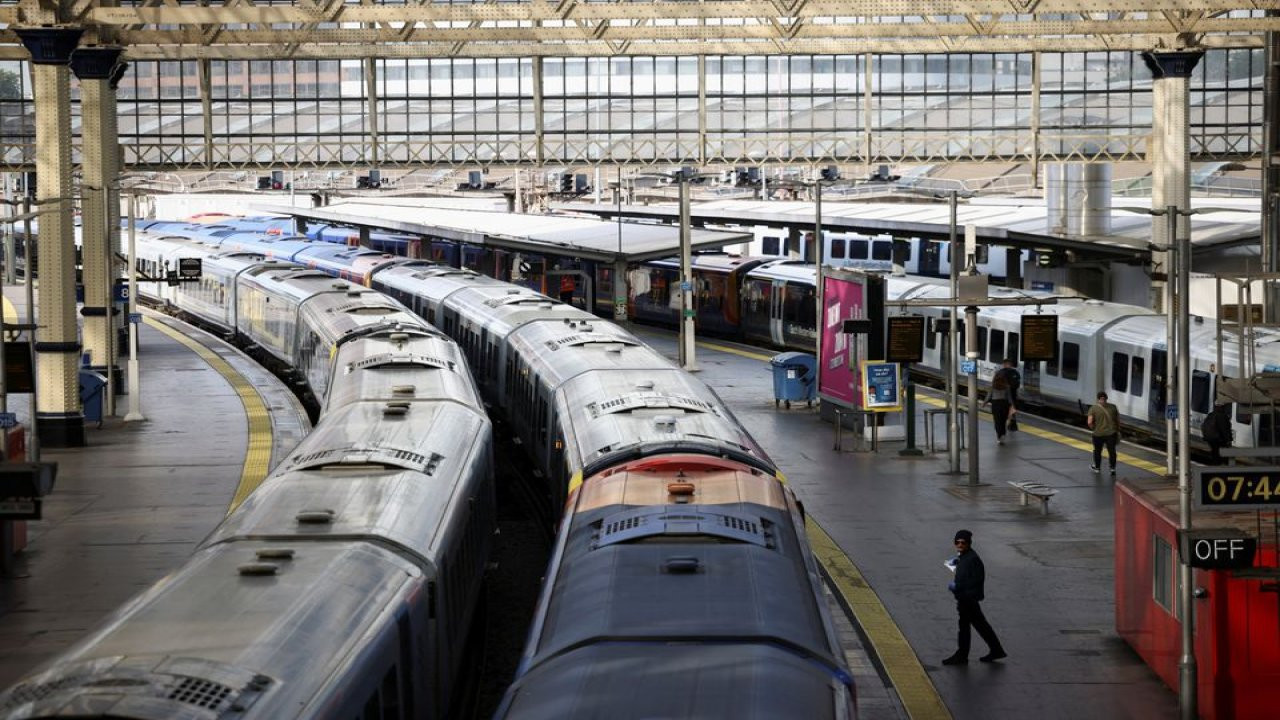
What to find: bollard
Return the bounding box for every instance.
[900,382,924,456]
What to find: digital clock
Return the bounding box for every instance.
[1194,468,1280,509]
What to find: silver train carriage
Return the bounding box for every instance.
[366,262,856,718]
[0,234,495,720]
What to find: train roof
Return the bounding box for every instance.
[745,259,819,282]
[647,253,770,274]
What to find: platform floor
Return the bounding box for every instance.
[0,302,310,688]
[630,326,1181,720]
[0,298,1184,720]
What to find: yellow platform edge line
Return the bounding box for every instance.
[142,315,275,513]
[807,518,952,720]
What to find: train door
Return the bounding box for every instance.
[1106,348,1147,424]
[1148,347,1168,420]
[769,279,786,347]
[917,239,941,276]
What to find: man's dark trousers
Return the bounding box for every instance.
[956,598,1002,657]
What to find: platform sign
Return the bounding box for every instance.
[961,359,976,375]
[1020,315,1058,361]
[4,342,33,394]
[0,412,15,428]
[1178,529,1257,570]
[1194,467,1280,510]
[178,257,203,278]
[129,312,142,324]
[862,361,902,411]
[112,280,129,303]
[886,316,925,363]
[1166,404,1178,421]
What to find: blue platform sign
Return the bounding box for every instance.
[113,280,129,303]
[129,312,142,324]
[0,412,15,429]
[862,361,902,410]
[1166,404,1178,420]
[961,359,977,375]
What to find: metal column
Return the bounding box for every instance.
[70,47,125,413]
[678,174,697,371]
[1144,50,1201,313]
[14,27,86,448]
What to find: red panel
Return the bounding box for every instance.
[1116,483,1280,720]
[4,425,24,461]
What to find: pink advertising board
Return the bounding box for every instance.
[819,269,868,408]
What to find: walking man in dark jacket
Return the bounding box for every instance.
[942,529,1007,665]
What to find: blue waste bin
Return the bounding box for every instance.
[79,369,107,424]
[769,352,817,408]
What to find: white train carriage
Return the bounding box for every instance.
[3,238,494,719]
[293,289,428,410]
[510,317,772,498]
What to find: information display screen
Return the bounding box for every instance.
[1195,468,1280,509]
[885,316,925,363]
[1020,315,1059,361]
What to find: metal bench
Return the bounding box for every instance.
[1007,480,1057,515]
[833,407,877,452]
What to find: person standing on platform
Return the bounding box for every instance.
[1087,391,1120,475]
[1202,401,1233,465]
[942,529,1006,665]
[558,271,576,305]
[995,358,1022,432]
[984,370,1014,445]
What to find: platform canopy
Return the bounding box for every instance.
[255,200,752,262]
[562,197,1262,260]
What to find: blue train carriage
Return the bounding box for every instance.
[494,452,855,719]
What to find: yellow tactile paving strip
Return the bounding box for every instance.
[915,394,1166,476]
[808,519,953,720]
[142,314,275,513]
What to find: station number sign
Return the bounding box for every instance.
[1194,467,1280,509]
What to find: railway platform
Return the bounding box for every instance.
[629,326,1181,720]
[0,288,1184,720]
[0,294,310,689]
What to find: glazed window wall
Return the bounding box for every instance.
[0,49,1267,168]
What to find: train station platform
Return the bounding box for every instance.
[0,296,310,689]
[628,326,1182,720]
[0,289,1183,720]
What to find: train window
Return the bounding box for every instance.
[1111,352,1129,393]
[1061,342,1080,380]
[1153,535,1174,613]
[830,238,846,259]
[1130,357,1144,398]
[990,330,1005,363]
[1007,332,1019,363]
[849,239,868,259]
[925,321,938,350]
[1192,370,1211,413]
[762,236,781,255]
[977,327,988,361]
[871,241,892,261]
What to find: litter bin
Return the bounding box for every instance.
[769,352,817,408]
[79,369,107,425]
